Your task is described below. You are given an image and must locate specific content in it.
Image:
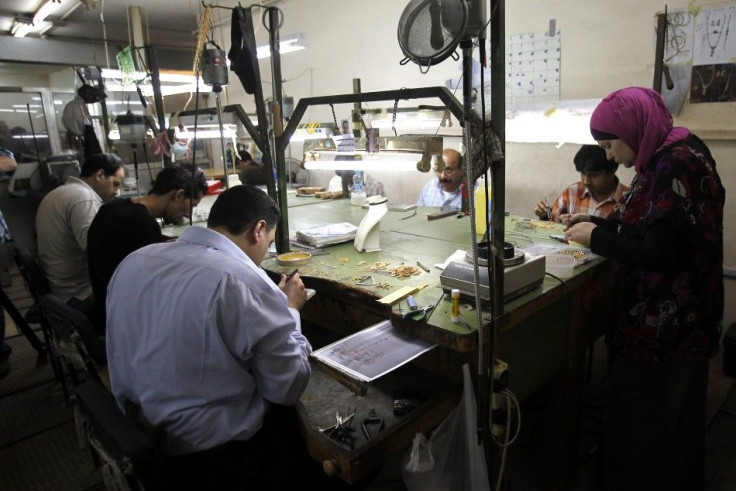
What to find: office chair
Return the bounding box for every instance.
[11,246,68,395]
[74,379,168,490]
[37,292,108,390]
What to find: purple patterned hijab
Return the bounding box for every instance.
[589,87,690,173]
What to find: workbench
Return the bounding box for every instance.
[259,198,610,488]
[167,193,610,488]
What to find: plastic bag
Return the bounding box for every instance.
[401,364,491,491]
[404,433,435,473]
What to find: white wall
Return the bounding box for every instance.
[211,0,736,269]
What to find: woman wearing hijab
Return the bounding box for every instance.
[565,87,725,491]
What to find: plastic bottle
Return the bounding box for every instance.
[451,289,461,323]
[351,170,367,206]
[474,177,492,237]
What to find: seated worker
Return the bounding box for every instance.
[238,150,270,186]
[106,185,319,488]
[87,165,207,334]
[534,144,628,223]
[417,148,463,209]
[36,153,125,318]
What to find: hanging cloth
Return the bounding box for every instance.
[228,7,258,95]
[83,125,103,159]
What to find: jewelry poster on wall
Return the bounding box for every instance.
[505,29,561,104]
[691,5,736,103]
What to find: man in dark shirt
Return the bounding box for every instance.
[87,165,207,334]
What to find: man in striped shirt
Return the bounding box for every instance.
[417,148,464,210]
[534,144,628,223]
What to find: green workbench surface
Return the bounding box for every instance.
[263,199,602,343]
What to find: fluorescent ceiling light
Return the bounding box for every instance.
[303,136,444,172]
[188,129,236,139]
[506,99,601,145]
[101,68,202,84]
[33,0,57,23]
[104,82,211,96]
[102,69,212,96]
[256,33,307,59]
[303,152,430,172]
[11,21,33,38]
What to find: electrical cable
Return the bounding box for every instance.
[493,388,522,491]
[100,0,111,70]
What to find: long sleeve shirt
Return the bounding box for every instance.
[36,176,102,302]
[106,226,312,456]
[589,136,724,363]
[417,177,462,210]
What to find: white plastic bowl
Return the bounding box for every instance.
[545,254,575,279]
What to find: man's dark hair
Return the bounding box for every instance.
[239,161,269,186]
[80,153,124,178]
[149,166,207,198]
[239,149,253,163]
[208,185,280,235]
[573,144,617,174]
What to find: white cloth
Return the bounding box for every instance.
[36,176,101,302]
[62,97,92,136]
[106,226,312,456]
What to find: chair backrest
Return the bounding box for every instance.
[12,246,51,298]
[74,379,168,490]
[37,293,107,368]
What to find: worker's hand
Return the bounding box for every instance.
[565,222,596,247]
[279,272,307,310]
[564,213,591,228]
[534,200,551,220]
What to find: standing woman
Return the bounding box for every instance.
[565,87,725,491]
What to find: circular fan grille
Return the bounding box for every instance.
[398,0,468,69]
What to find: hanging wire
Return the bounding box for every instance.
[193,5,213,78]
[391,97,399,137]
[329,104,339,129]
[100,0,111,70]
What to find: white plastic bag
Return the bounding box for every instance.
[405,433,435,473]
[401,364,491,491]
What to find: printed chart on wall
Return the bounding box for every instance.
[691,5,736,103]
[505,29,561,105]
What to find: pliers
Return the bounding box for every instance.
[361,407,384,441]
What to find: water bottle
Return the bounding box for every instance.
[474,177,492,237]
[351,171,367,206]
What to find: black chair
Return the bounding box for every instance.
[37,292,107,389]
[1,247,48,358]
[11,246,68,394]
[74,379,168,490]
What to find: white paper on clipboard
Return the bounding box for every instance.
[310,320,437,382]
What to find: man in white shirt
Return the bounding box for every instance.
[416,148,464,210]
[35,153,124,316]
[106,185,316,487]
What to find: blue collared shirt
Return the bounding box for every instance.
[416,177,462,210]
[106,226,312,455]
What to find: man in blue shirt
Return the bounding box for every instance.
[416,148,464,210]
[106,185,318,487]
